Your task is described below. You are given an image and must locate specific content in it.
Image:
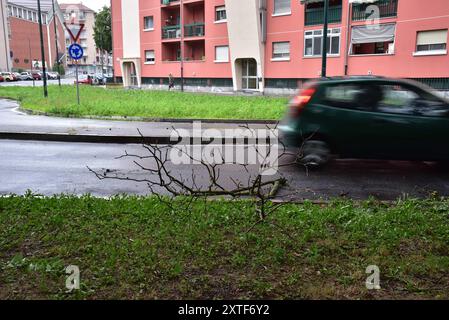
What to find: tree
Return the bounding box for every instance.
[93,6,112,53]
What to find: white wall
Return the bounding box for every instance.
[121,0,140,59]
[0,0,11,71]
[225,0,265,92]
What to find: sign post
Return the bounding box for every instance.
[68,43,84,105]
[64,22,85,105]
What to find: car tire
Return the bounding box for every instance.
[299,140,331,169]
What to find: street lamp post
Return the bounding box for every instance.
[51,0,61,87]
[37,0,48,97]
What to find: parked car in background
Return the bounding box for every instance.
[19,72,34,81]
[31,72,42,80]
[0,75,4,82]
[12,72,22,81]
[46,72,59,80]
[280,77,449,168]
[75,74,93,85]
[1,72,18,82]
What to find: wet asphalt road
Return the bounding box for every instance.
[1,140,448,200]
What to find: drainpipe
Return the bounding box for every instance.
[321,0,329,78]
[180,0,184,91]
[344,1,352,76]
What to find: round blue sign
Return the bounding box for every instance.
[68,43,84,60]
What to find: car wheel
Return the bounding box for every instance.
[299,140,331,169]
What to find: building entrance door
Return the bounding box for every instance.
[241,59,258,90]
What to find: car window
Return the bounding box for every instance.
[378,84,449,117]
[324,83,385,112]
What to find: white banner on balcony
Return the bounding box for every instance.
[349,0,379,3]
[351,23,396,44]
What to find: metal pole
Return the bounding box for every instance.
[37,0,48,97]
[321,0,329,78]
[100,33,104,84]
[28,39,35,87]
[52,0,61,87]
[75,61,80,105]
[180,0,184,92]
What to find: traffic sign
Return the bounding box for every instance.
[64,22,85,43]
[69,43,84,60]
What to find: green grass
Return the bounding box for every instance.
[1,195,448,300]
[0,86,288,120]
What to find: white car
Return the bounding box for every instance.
[19,72,34,81]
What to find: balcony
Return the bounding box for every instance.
[162,25,181,39]
[184,22,205,38]
[305,5,342,26]
[352,0,398,21]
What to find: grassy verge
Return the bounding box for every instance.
[1,195,448,300]
[0,86,288,120]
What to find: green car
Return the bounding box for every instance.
[279,77,449,167]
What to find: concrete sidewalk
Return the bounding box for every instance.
[0,99,278,144]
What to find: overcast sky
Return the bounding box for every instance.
[58,0,110,12]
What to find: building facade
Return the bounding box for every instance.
[5,0,66,72]
[111,0,449,93]
[61,3,112,75]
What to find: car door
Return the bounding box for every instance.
[373,83,449,160]
[316,82,393,158]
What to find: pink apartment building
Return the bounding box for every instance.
[111,0,449,93]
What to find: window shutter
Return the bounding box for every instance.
[215,46,229,61]
[273,42,290,55]
[417,30,448,45]
[274,0,291,15]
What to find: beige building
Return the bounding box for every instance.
[0,0,11,71]
[60,2,112,75]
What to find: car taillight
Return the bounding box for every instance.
[290,87,316,117]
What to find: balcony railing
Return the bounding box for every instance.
[162,25,181,39]
[184,22,205,37]
[305,5,342,26]
[352,0,398,21]
[161,0,178,5]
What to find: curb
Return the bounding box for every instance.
[0,132,266,145]
[18,107,279,125]
[0,132,175,145]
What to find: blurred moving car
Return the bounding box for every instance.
[19,72,34,81]
[280,76,449,168]
[1,72,18,82]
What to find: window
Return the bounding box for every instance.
[273,0,291,16]
[144,16,154,30]
[215,6,227,22]
[145,50,155,64]
[378,84,448,117]
[304,28,340,57]
[351,24,396,55]
[33,12,37,22]
[272,42,290,60]
[415,30,448,55]
[215,46,229,62]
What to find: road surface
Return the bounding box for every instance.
[1,140,448,200]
